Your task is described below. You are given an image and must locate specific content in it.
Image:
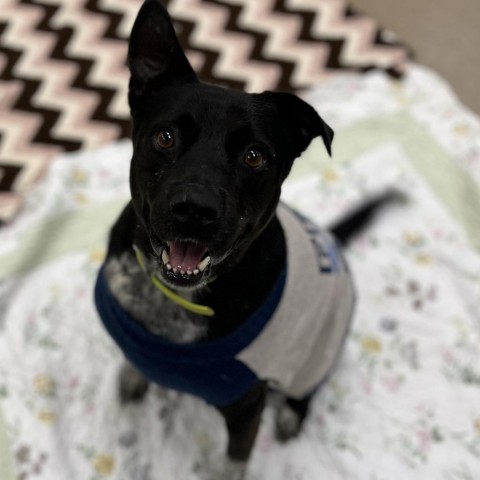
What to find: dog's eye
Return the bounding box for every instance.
[244,149,266,170]
[155,129,175,149]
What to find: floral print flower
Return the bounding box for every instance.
[34,375,56,397]
[404,231,425,247]
[15,445,31,464]
[361,335,382,354]
[380,317,398,332]
[74,193,89,205]
[93,453,115,476]
[72,168,88,185]
[14,445,48,479]
[415,253,433,266]
[89,248,106,265]
[322,167,340,183]
[37,410,56,425]
[474,419,480,436]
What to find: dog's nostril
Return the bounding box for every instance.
[170,198,218,225]
[170,201,190,220]
[196,205,218,223]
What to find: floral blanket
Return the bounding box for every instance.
[1,65,480,480]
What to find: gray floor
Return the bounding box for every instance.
[351,0,480,115]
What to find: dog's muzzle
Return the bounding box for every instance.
[147,183,226,288]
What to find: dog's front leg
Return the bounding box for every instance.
[118,361,150,404]
[214,382,267,479]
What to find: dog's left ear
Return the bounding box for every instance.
[128,0,197,108]
[263,92,334,158]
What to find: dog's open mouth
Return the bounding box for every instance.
[160,240,212,287]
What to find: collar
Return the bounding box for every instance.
[134,246,215,317]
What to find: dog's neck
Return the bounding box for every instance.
[195,215,286,340]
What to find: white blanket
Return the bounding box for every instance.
[1,65,480,480]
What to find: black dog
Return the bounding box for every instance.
[94,1,378,478]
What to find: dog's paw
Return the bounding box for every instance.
[119,363,150,404]
[195,456,246,480]
[275,403,302,442]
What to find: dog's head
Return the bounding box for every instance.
[128,0,333,290]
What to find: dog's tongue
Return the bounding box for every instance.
[168,240,207,271]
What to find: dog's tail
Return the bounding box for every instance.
[329,190,405,246]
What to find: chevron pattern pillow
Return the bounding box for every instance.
[0,0,412,224]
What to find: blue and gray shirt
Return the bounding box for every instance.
[95,205,355,406]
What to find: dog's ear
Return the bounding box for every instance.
[262,92,334,158]
[128,0,197,108]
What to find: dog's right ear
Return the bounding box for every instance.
[128,0,197,108]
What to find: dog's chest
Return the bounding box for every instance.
[103,252,208,343]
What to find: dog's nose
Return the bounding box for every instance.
[169,188,219,227]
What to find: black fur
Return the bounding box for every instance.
[101,1,384,476]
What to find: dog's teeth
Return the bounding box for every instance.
[193,269,199,275]
[173,267,178,274]
[198,256,211,272]
[162,250,170,265]
[166,263,172,271]
[180,269,186,275]
[187,270,192,276]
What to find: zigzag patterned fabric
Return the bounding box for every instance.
[0,0,412,224]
